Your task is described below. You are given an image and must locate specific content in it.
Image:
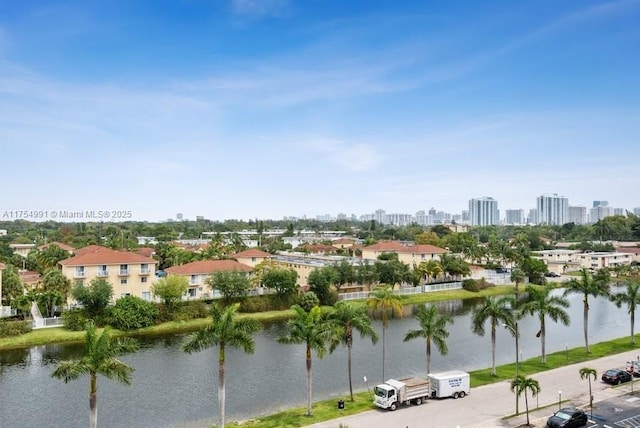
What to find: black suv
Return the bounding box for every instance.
[546,407,588,428]
[602,369,632,385]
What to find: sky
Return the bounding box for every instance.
[1,0,639,222]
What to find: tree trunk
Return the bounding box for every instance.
[347,343,353,401]
[524,391,530,425]
[382,325,386,382]
[426,339,431,375]
[89,373,98,428]
[584,297,590,352]
[631,309,636,345]
[491,324,496,376]
[219,345,226,428]
[306,345,312,416]
[541,317,547,364]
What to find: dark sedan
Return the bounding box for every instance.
[602,369,632,385]
[546,407,588,428]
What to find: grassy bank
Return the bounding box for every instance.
[0,286,519,350]
[229,335,640,428]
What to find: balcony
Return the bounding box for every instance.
[74,271,86,279]
[140,267,151,275]
[119,269,130,276]
[97,270,109,277]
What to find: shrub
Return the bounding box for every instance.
[62,308,88,331]
[0,319,32,337]
[298,291,320,312]
[174,300,208,321]
[239,295,273,313]
[108,296,159,330]
[463,278,493,292]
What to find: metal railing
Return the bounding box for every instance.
[32,317,65,329]
[338,281,463,301]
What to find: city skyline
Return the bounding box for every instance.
[1,1,639,221]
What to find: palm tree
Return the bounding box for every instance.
[422,260,443,282]
[278,305,329,416]
[610,278,640,344]
[521,285,570,363]
[579,367,597,419]
[51,322,138,428]
[182,303,261,428]
[367,286,403,381]
[510,268,526,293]
[404,304,453,375]
[327,301,379,401]
[510,375,541,426]
[564,268,609,352]
[471,296,514,376]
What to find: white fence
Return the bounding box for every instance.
[1,306,16,318]
[338,282,463,301]
[32,317,64,329]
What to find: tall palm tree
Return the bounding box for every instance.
[521,285,570,363]
[510,375,541,426]
[404,304,453,375]
[278,305,329,416]
[564,268,609,352]
[422,260,443,282]
[327,301,379,401]
[510,268,526,293]
[610,278,640,344]
[471,296,514,376]
[182,303,261,428]
[579,367,597,419]
[51,322,138,428]
[367,286,403,381]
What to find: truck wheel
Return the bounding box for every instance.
[415,398,422,405]
[453,392,459,399]
[390,403,397,411]
[458,391,466,398]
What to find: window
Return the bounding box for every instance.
[190,275,198,285]
[119,264,129,275]
[198,287,203,291]
[141,276,147,283]
[188,288,196,297]
[141,292,151,301]
[251,257,256,262]
[120,293,130,298]
[120,279,127,285]
[75,267,85,278]
[140,263,150,274]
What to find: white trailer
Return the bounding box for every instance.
[373,377,430,410]
[427,370,470,399]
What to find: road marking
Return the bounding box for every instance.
[615,414,640,427]
[627,397,640,403]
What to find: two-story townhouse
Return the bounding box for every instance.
[164,260,253,299]
[230,249,272,268]
[615,247,640,264]
[9,243,36,257]
[396,244,449,266]
[576,252,633,270]
[59,246,158,302]
[532,249,582,274]
[360,241,408,260]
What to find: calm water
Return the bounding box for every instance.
[0,290,632,427]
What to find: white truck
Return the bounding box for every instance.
[428,370,470,399]
[373,377,430,411]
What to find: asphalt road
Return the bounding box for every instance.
[305,349,640,428]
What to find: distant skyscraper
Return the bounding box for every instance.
[614,208,625,216]
[568,206,587,225]
[504,209,524,225]
[374,209,387,225]
[461,210,470,223]
[634,208,640,217]
[469,197,499,226]
[528,208,538,225]
[176,213,183,220]
[593,200,609,208]
[415,210,427,226]
[589,205,613,223]
[537,194,568,225]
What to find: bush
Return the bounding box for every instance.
[108,296,159,330]
[462,278,493,292]
[0,319,32,337]
[298,291,320,312]
[62,309,88,331]
[174,301,208,321]
[239,295,273,313]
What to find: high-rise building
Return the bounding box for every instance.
[374,209,387,225]
[567,206,587,225]
[537,194,568,225]
[614,208,625,216]
[504,209,524,225]
[527,208,538,224]
[469,197,499,226]
[461,210,470,223]
[176,213,183,221]
[634,208,640,217]
[589,205,613,223]
[593,200,609,208]
[415,210,427,226]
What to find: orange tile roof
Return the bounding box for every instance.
[19,270,41,284]
[616,247,640,254]
[333,238,355,244]
[363,241,407,251]
[135,247,156,258]
[398,244,448,254]
[232,249,272,258]
[299,243,335,253]
[165,260,253,275]
[38,242,75,252]
[59,247,157,266]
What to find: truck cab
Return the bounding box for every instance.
[373,383,398,410]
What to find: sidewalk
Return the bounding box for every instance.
[306,349,640,428]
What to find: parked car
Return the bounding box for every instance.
[546,407,588,428]
[602,369,632,385]
[545,272,561,277]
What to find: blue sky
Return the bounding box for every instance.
[1,0,639,221]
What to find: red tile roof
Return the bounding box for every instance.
[616,247,640,254]
[299,243,335,253]
[363,241,407,252]
[398,244,448,254]
[19,270,41,284]
[333,238,355,244]
[165,260,253,275]
[38,242,75,252]
[135,247,156,258]
[59,246,157,266]
[232,249,272,258]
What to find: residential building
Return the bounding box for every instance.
[38,242,75,253]
[59,245,158,301]
[527,208,538,225]
[504,209,524,225]
[360,241,448,266]
[271,253,364,288]
[615,247,640,264]
[567,206,587,225]
[386,213,413,227]
[469,197,499,226]
[576,252,633,270]
[374,209,387,225]
[165,260,253,299]
[231,249,272,267]
[532,250,581,274]
[18,270,40,290]
[9,243,36,257]
[614,208,625,216]
[537,194,568,225]
[415,210,427,226]
[360,241,407,260]
[589,205,613,223]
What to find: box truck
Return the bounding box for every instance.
[428,370,470,399]
[373,377,430,410]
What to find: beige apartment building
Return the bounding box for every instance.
[164,259,253,299]
[9,243,36,257]
[59,245,158,301]
[533,249,633,273]
[360,241,448,266]
[231,249,272,267]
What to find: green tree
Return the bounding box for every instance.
[610,278,640,344]
[51,322,138,428]
[510,375,540,426]
[1,265,23,306]
[375,259,410,286]
[36,290,63,317]
[307,267,339,305]
[206,271,251,305]
[327,301,378,401]
[579,367,597,419]
[41,268,72,299]
[151,275,188,309]
[72,278,114,321]
[183,303,261,428]
[108,296,158,330]
[367,286,403,381]
[32,245,71,274]
[521,285,570,363]
[510,268,526,292]
[261,268,298,298]
[564,268,609,352]
[278,305,329,417]
[471,296,514,376]
[404,304,453,375]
